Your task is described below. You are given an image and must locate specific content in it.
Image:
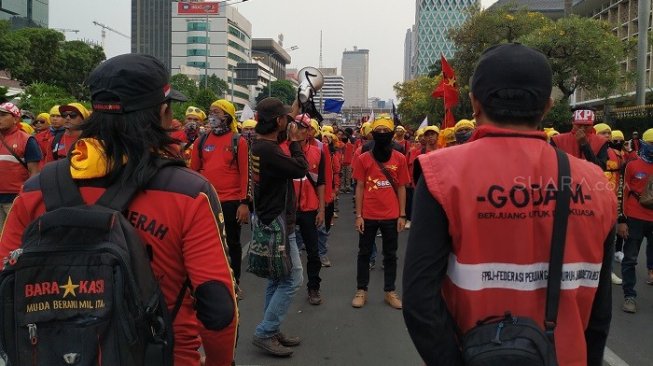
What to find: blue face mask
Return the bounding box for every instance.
[639,141,653,163]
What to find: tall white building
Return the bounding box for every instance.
[341,47,369,108]
[171,1,252,108]
[404,27,415,81]
[317,67,345,111]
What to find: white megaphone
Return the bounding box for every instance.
[297,67,324,104]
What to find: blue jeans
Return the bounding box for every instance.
[295,226,305,250]
[255,231,304,338]
[621,218,653,298]
[318,224,328,257]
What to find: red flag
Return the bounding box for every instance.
[432,55,459,108]
[442,108,456,129]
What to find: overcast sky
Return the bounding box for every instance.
[50,0,498,101]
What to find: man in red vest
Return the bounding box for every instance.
[617,128,653,313]
[551,108,608,170]
[0,102,42,235]
[403,44,615,366]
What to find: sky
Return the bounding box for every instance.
[50,0,498,101]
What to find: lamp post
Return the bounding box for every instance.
[256,45,298,98]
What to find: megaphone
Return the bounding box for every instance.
[297,67,324,104]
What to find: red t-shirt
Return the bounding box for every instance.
[353,150,410,220]
[54,133,79,160]
[190,132,249,202]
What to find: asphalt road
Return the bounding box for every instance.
[235,193,653,366]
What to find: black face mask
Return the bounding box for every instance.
[455,130,473,144]
[609,141,624,150]
[372,131,394,162]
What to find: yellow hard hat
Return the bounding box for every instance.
[593,123,611,134]
[611,130,624,140]
[321,125,334,134]
[211,99,238,132]
[185,106,206,122]
[370,117,394,131]
[310,119,320,135]
[454,119,474,133]
[642,128,653,143]
[442,127,456,143]
[242,119,257,129]
[423,126,440,135]
[49,105,61,116]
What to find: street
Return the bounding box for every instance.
[235,193,653,366]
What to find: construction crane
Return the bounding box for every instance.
[92,21,129,49]
[53,28,80,34]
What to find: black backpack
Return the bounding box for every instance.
[0,158,185,366]
[461,149,571,366]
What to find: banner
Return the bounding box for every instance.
[324,99,345,113]
[178,2,220,14]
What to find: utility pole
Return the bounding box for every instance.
[636,0,651,105]
[204,5,210,89]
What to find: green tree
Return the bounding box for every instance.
[200,74,228,97]
[256,80,296,105]
[56,40,105,99]
[520,16,628,101]
[19,82,75,113]
[449,7,552,93]
[170,73,198,100]
[393,75,443,128]
[193,88,218,113]
[5,27,65,87]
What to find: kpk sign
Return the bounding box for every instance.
[178,1,220,14]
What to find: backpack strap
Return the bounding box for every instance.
[544,148,572,343]
[170,278,191,322]
[197,132,210,170]
[40,159,85,211]
[51,130,65,160]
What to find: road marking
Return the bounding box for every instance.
[604,347,629,366]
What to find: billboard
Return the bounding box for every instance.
[177,2,220,14]
[234,63,259,86]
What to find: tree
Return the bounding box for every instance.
[256,80,296,104]
[56,41,105,99]
[194,88,219,112]
[170,73,198,100]
[520,16,628,100]
[449,7,552,93]
[393,75,443,128]
[4,27,65,87]
[200,74,228,97]
[564,0,573,16]
[19,82,75,113]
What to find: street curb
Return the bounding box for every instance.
[604,347,629,366]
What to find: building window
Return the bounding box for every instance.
[187,49,208,56]
[187,61,208,69]
[228,25,249,42]
[187,22,209,31]
[188,36,209,44]
[228,40,248,54]
[228,52,247,63]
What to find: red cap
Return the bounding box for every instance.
[572,109,595,125]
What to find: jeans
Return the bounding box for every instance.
[294,211,321,290]
[357,219,398,291]
[318,202,335,257]
[621,218,653,298]
[221,200,242,283]
[341,165,352,192]
[254,231,303,338]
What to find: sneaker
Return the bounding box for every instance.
[405,220,411,229]
[274,332,301,347]
[622,297,637,313]
[235,285,244,300]
[376,232,382,237]
[611,272,622,285]
[308,289,322,305]
[614,251,624,263]
[333,212,339,218]
[647,269,653,285]
[384,291,403,310]
[320,256,332,267]
[369,260,376,270]
[252,335,294,357]
[352,289,367,308]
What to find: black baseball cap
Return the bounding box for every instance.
[255,97,291,122]
[471,43,552,112]
[86,54,187,114]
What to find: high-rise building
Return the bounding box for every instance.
[341,47,369,108]
[251,38,291,81]
[413,0,478,76]
[404,27,414,81]
[488,0,570,19]
[132,0,171,70]
[1,0,48,29]
[171,1,252,108]
[317,67,345,111]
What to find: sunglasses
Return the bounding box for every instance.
[187,107,203,114]
[62,112,79,119]
[34,120,47,125]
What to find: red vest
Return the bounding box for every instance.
[418,125,616,366]
[283,143,322,212]
[552,132,606,160]
[0,127,30,194]
[623,157,653,222]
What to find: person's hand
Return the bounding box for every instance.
[290,99,300,118]
[236,204,250,224]
[617,223,629,239]
[397,217,407,232]
[288,121,303,142]
[575,128,588,145]
[316,210,325,227]
[355,216,364,234]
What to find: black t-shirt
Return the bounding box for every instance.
[251,139,308,229]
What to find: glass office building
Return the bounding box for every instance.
[0,0,48,29]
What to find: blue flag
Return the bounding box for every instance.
[324,99,345,113]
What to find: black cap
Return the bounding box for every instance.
[86,54,187,114]
[256,97,291,122]
[471,43,552,112]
